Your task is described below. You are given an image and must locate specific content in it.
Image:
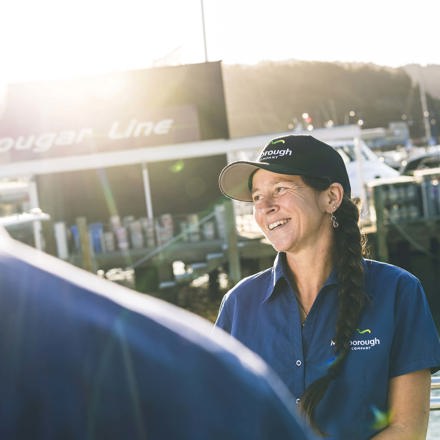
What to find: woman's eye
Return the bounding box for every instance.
[252,194,262,203]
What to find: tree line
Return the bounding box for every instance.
[222,61,440,142]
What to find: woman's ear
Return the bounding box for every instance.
[325,182,344,212]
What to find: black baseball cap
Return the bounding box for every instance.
[219,134,351,201]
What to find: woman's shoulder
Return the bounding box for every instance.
[223,267,273,301]
[363,258,419,282]
[363,258,423,297]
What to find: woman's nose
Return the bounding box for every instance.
[255,196,277,214]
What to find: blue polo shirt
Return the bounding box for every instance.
[215,253,440,439]
[0,232,314,440]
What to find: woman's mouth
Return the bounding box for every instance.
[268,219,290,231]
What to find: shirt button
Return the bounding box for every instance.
[295,360,302,367]
[295,398,301,404]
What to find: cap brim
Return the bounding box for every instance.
[219,162,262,202]
[219,161,311,202]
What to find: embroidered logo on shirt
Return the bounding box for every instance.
[331,329,381,351]
[356,328,372,335]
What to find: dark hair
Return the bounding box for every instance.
[300,176,368,435]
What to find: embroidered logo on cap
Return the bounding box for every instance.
[260,147,293,160]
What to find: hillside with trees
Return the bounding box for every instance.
[403,64,440,98]
[222,61,440,142]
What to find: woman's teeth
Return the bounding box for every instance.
[268,219,289,230]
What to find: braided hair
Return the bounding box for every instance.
[300,176,368,435]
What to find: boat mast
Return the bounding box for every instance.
[418,66,432,145]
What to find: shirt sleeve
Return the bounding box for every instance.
[214,292,232,333]
[389,275,440,377]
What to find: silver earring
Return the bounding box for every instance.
[331,206,339,229]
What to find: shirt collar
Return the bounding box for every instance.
[262,253,289,303]
[262,252,339,303]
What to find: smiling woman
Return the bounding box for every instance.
[215,134,440,439]
[251,171,330,256]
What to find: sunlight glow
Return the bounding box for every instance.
[0,0,438,84]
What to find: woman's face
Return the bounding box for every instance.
[251,170,331,254]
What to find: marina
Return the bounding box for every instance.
[1,59,439,438]
[1,1,440,436]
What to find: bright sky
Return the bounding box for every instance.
[0,0,438,84]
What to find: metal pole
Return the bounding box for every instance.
[28,179,44,251]
[224,199,241,286]
[200,0,208,62]
[141,163,154,220]
[76,216,96,272]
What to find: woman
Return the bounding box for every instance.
[215,134,440,439]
